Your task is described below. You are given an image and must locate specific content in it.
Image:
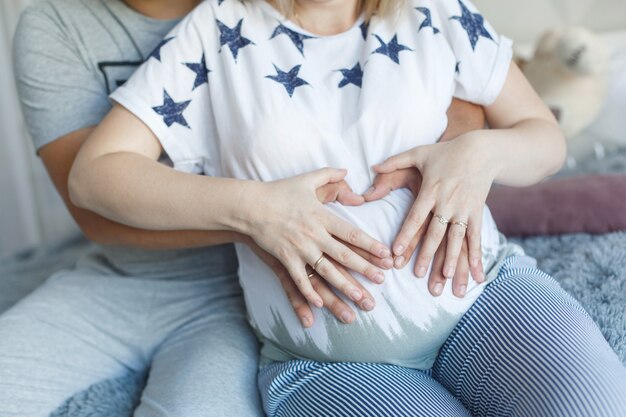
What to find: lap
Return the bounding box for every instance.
[259,256,626,417]
[0,266,262,417]
[259,360,470,417]
[434,255,626,417]
[136,296,263,417]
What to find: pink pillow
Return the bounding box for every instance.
[487,174,626,236]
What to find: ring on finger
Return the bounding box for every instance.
[307,271,316,279]
[433,214,450,225]
[313,254,326,271]
[452,220,469,229]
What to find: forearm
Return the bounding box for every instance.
[69,151,253,234]
[475,118,566,187]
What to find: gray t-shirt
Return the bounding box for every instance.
[14,0,239,280]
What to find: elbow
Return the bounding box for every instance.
[549,128,568,176]
[68,164,92,211]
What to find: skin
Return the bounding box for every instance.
[42,0,484,327]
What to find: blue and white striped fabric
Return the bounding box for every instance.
[259,256,626,417]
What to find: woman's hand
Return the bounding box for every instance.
[238,168,392,310]
[373,135,493,295]
[363,167,481,297]
[248,178,387,328]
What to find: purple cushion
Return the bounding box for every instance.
[487,174,626,236]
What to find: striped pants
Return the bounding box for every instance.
[259,256,626,417]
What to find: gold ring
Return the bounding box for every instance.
[307,272,316,279]
[433,214,449,225]
[452,221,469,229]
[313,254,326,270]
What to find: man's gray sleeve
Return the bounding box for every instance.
[13,4,110,152]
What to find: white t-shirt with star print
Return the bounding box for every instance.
[111,0,523,370]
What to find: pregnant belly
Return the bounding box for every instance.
[237,189,502,369]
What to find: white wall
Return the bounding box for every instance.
[473,0,626,43]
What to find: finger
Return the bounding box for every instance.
[278,269,315,327]
[316,180,364,206]
[467,209,485,283]
[284,258,324,308]
[321,238,386,285]
[442,217,469,280]
[373,149,419,174]
[414,213,450,280]
[323,213,391,258]
[309,274,356,324]
[393,192,435,256]
[338,239,394,270]
[331,261,376,312]
[308,167,348,188]
[395,214,432,270]
[427,233,448,297]
[452,241,470,298]
[309,249,366,304]
[247,244,316,328]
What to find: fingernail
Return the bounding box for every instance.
[394,256,405,269]
[314,298,323,308]
[394,245,405,255]
[364,186,376,197]
[301,316,312,327]
[373,273,385,284]
[471,257,479,268]
[340,311,353,323]
[382,258,394,269]
[417,266,427,277]
[445,267,454,279]
[349,289,363,302]
[433,283,444,296]
[458,285,467,297]
[379,247,391,258]
[362,299,375,311]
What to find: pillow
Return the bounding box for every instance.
[487,174,626,236]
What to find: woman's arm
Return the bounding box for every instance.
[375,63,566,293]
[69,104,391,309]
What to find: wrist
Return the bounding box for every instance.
[220,179,266,235]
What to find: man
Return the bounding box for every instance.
[1,0,484,415]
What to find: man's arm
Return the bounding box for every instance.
[40,127,246,249]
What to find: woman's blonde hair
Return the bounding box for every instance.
[268,0,407,20]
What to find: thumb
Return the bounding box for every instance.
[374,148,421,174]
[309,167,348,188]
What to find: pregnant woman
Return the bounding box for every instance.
[69,0,626,415]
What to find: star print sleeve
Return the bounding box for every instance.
[434,0,513,106]
[110,4,220,176]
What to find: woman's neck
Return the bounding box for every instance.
[122,0,201,20]
[292,0,361,36]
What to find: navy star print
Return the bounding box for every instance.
[183,54,210,90]
[450,0,494,51]
[337,63,363,88]
[360,21,369,40]
[455,61,461,74]
[152,90,191,128]
[148,37,174,62]
[372,34,413,64]
[415,7,440,34]
[265,64,309,97]
[270,23,314,56]
[217,0,225,5]
[216,19,254,61]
